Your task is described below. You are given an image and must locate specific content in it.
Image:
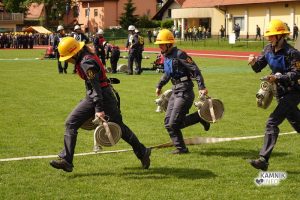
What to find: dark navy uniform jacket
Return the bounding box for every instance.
[75,54,109,112]
[126,33,142,54]
[252,40,300,96]
[53,33,66,52]
[72,32,89,43]
[157,47,206,92]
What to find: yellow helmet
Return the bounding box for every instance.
[154,29,175,44]
[58,37,85,61]
[265,19,290,36]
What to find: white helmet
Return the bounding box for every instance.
[134,29,140,33]
[74,25,81,31]
[97,29,104,35]
[128,25,135,31]
[57,25,64,32]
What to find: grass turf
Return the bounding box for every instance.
[0,49,299,199]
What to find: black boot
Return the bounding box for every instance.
[121,124,151,168]
[172,148,189,154]
[58,133,78,165]
[140,148,151,169]
[182,111,210,131]
[50,158,73,172]
[249,157,269,171]
[170,130,189,154]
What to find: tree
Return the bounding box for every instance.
[161,19,173,29]
[2,0,68,26]
[3,0,28,13]
[136,14,160,28]
[119,0,139,29]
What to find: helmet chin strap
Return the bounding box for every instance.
[273,35,284,45]
[273,35,285,52]
[162,44,173,54]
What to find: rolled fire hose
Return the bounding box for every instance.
[92,116,122,152]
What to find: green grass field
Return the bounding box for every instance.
[0,49,299,199]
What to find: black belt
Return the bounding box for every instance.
[171,76,191,85]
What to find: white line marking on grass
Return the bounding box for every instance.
[0,149,132,162]
[0,58,43,61]
[0,131,296,162]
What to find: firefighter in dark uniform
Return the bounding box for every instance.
[103,41,120,74]
[126,25,142,75]
[53,25,68,74]
[72,25,89,44]
[133,29,144,75]
[248,19,300,170]
[49,37,151,172]
[93,29,106,67]
[72,25,89,73]
[155,29,210,154]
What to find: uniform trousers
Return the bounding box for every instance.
[58,86,147,164]
[260,92,300,161]
[165,88,207,150]
[127,51,140,74]
[56,51,68,73]
[110,49,120,73]
[134,51,143,74]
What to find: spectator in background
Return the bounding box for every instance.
[293,23,299,41]
[53,25,68,74]
[103,41,120,74]
[220,25,225,39]
[153,29,158,42]
[49,33,55,46]
[93,29,106,67]
[175,29,180,39]
[255,25,261,41]
[147,29,152,43]
[72,25,89,73]
[234,23,241,41]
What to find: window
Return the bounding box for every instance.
[167,9,171,18]
[233,17,245,31]
[94,9,98,17]
[85,8,91,17]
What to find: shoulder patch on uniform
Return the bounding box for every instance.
[186,56,194,64]
[86,69,96,79]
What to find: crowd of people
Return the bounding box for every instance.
[0,32,48,49]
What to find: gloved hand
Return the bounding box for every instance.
[199,88,208,97]
[248,54,256,66]
[266,75,276,83]
[95,111,106,122]
[156,88,162,96]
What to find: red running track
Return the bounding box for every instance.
[3,45,260,60]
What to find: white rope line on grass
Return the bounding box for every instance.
[0,131,296,162]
